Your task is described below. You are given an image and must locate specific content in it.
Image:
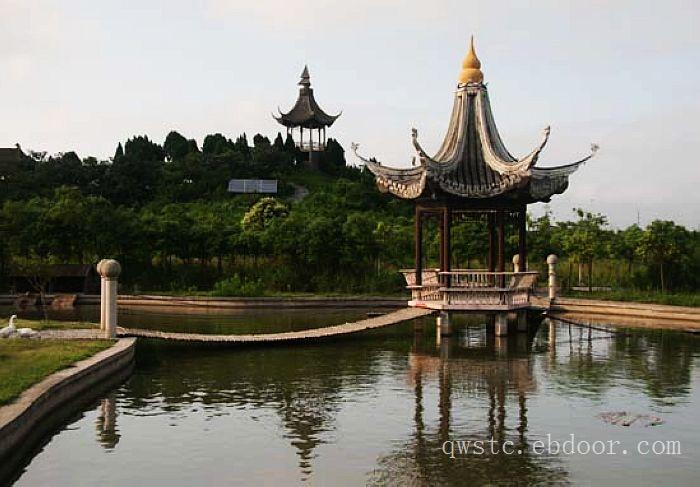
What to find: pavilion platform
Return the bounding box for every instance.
[402,269,539,312]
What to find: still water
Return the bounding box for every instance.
[7,309,700,486]
[1,305,373,335]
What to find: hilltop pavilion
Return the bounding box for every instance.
[275,66,341,169]
[353,38,596,333]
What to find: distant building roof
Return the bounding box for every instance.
[228,179,278,194]
[0,145,24,181]
[0,145,23,163]
[274,66,341,129]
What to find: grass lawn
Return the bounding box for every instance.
[0,339,113,406]
[563,289,700,308]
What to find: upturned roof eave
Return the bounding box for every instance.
[354,80,597,203]
[276,90,341,129]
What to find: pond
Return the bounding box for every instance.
[4,309,700,485]
[0,305,376,335]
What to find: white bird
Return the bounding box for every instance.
[0,315,18,338]
[17,327,38,339]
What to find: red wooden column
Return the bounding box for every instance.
[518,208,527,272]
[496,210,505,287]
[438,208,445,284]
[487,213,496,272]
[441,207,452,286]
[487,212,497,286]
[415,205,423,286]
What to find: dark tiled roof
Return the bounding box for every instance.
[274,66,340,129]
[0,147,22,163]
[354,83,596,203]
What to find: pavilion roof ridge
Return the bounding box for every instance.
[274,66,341,129]
[353,42,597,204]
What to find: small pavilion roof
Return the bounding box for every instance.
[274,66,341,129]
[352,39,597,204]
[0,145,23,163]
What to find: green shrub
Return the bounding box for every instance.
[211,274,265,297]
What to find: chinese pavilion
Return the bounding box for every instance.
[274,66,341,169]
[353,38,596,334]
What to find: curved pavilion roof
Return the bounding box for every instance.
[352,39,597,204]
[274,66,341,129]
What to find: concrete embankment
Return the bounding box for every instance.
[0,338,136,465]
[532,296,700,329]
[3,292,699,329]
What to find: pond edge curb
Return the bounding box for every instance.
[0,337,136,461]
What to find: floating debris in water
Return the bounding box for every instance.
[598,411,664,427]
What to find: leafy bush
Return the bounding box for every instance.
[211,275,265,297]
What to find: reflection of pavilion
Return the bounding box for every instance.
[368,329,568,485]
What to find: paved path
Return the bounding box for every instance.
[38,329,104,340]
[118,307,433,343]
[290,183,310,202]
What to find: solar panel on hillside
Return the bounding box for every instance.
[227,179,278,194]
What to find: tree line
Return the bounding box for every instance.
[0,131,697,295]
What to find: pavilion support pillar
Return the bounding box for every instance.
[487,212,496,286]
[518,208,527,272]
[547,254,559,302]
[496,210,505,287]
[437,311,452,336]
[487,213,495,271]
[415,206,423,286]
[517,310,528,332]
[495,312,508,337]
[440,208,451,286]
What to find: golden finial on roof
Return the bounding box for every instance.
[458,36,484,84]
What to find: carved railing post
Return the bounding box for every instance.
[547,254,558,301]
[98,259,121,338]
[513,254,520,273]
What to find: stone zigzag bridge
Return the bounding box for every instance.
[116,307,434,344]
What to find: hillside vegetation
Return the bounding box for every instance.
[1,131,698,297]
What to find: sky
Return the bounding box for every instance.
[1,0,699,228]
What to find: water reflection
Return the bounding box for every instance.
[541,317,697,405]
[12,315,700,486]
[368,323,568,485]
[95,395,120,450]
[0,304,376,335]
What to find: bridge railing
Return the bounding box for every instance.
[296,141,326,152]
[401,270,539,308]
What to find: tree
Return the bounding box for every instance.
[124,135,164,162]
[164,131,193,161]
[638,220,689,292]
[321,138,346,175]
[202,133,233,155]
[273,132,285,151]
[234,133,251,159]
[241,198,289,232]
[113,143,124,161]
[562,209,608,291]
[253,133,271,149]
[609,224,643,276]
